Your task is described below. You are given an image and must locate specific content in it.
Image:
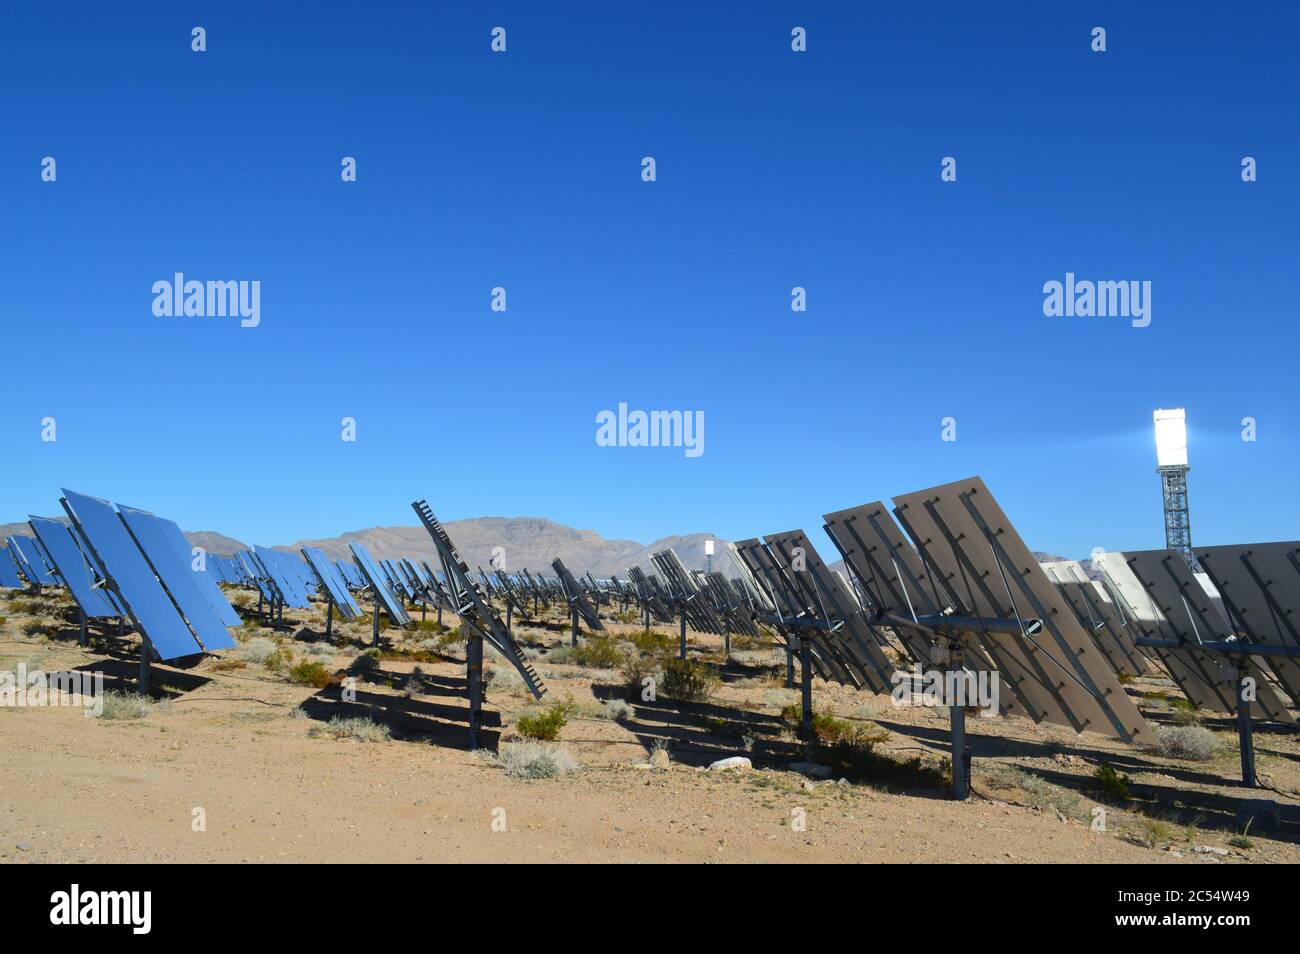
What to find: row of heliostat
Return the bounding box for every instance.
[0,491,450,661]
[727,476,1300,747]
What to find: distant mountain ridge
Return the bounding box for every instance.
[277,518,733,579]
[1,515,1079,582]
[0,518,247,558]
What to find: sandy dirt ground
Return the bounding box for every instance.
[1,587,1296,864]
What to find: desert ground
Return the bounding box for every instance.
[1,586,1296,864]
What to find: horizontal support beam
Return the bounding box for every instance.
[881,612,1043,638]
[1136,637,1300,659]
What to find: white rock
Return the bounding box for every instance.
[1194,845,1229,856]
[708,756,752,771]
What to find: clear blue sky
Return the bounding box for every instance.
[3,2,1296,557]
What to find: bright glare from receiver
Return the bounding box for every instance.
[704,539,715,556]
[1154,407,1188,468]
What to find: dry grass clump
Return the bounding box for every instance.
[1155,724,1218,761]
[982,763,1088,820]
[483,741,580,779]
[308,716,390,742]
[660,658,718,703]
[98,691,159,721]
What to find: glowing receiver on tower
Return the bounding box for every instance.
[1153,408,1188,468]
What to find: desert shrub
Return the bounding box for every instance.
[415,619,449,634]
[352,650,380,672]
[515,699,575,741]
[632,629,677,657]
[1094,762,1132,800]
[983,764,1087,820]
[1137,817,1175,848]
[1155,725,1217,761]
[209,658,247,672]
[660,658,718,703]
[98,691,156,720]
[764,688,797,708]
[597,698,634,721]
[238,638,279,665]
[495,741,580,779]
[262,649,287,672]
[618,655,660,698]
[309,716,390,742]
[565,636,625,669]
[485,667,527,694]
[781,706,890,748]
[21,620,51,637]
[435,629,464,654]
[288,660,333,688]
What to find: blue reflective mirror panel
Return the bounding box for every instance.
[7,535,56,585]
[381,559,414,600]
[276,551,317,602]
[302,546,362,619]
[29,517,120,618]
[60,490,202,661]
[273,549,315,607]
[252,546,312,609]
[30,535,63,583]
[117,506,237,651]
[148,512,242,628]
[0,548,24,588]
[349,542,411,625]
[66,521,127,616]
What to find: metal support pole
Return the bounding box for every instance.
[724,629,730,657]
[571,605,580,646]
[679,607,687,661]
[78,609,88,647]
[506,601,512,635]
[276,596,283,630]
[950,644,971,801]
[467,633,483,749]
[371,591,381,647]
[786,644,795,688]
[257,590,263,621]
[325,596,334,640]
[799,637,813,742]
[437,605,443,627]
[1234,666,1257,787]
[420,602,426,623]
[139,634,152,696]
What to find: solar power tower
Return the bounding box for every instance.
[1154,408,1192,559]
[413,500,545,748]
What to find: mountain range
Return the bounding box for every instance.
[0,515,1075,581]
